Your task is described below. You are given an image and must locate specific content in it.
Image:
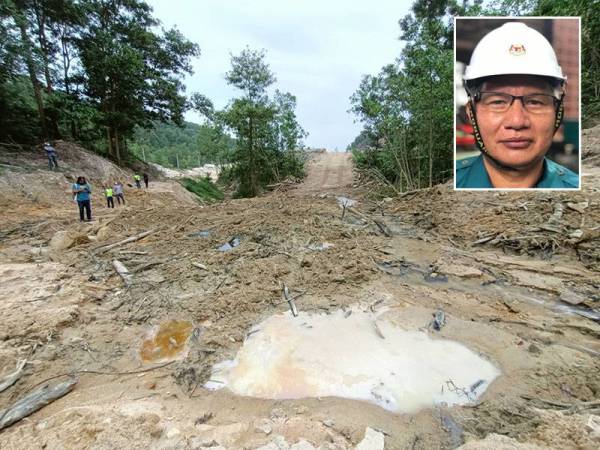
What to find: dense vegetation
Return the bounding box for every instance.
[0,0,199,162]
[193,48,307,197]
[180,176,224,202]
[348,0,599,193]
[1,1,308,198]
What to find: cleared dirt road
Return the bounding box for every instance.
[296,151,354,194]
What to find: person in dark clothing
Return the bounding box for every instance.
[143,173,149,188]
[44,142,58,170]
[72,176,92,221]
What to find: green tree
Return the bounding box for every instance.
[8,0,49,138]
[77,0,199,163]
[218,48,307,197]
[350,1,460,191]
[349,0,598,193]
[533,0,600,125]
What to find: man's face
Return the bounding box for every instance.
[473,75,558,169]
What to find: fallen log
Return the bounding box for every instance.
[94,229,156,254]
[112,259,133,286]
[0,359,27,393]
[0,377,77,430]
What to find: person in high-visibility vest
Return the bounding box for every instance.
[105,186,114,208]
[134,174,141,188]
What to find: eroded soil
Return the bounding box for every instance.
[0,149,599,449]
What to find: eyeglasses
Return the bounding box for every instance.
[476,92,558,114]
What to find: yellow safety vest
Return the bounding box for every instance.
[105,188,113,197]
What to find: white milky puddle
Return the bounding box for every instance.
[206,309,500,413]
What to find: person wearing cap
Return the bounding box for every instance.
[456,22,579,189]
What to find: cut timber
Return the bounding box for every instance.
[0,359,27,393]
[112,259,133,286]
[94,229,156,254]
[0,377,77,430]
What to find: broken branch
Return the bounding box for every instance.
[112,259,133,286]
[94,229,156,254]
[0,377,77,430]
[0,359,27,393]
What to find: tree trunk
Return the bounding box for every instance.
[106,125,113,157]
[249,115,257,196]
[16,12,48,139]
[114,128,121,164]
[32,0,52,94]
[61,34,71,95]
[428,116,433,188]
[60,31,78,138]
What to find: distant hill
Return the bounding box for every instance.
[129,121,235,170]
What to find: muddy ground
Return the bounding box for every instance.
[0,142,599,449]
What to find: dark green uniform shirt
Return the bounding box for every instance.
[456,155,579,189]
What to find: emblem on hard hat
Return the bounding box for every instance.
[509,44,526,56]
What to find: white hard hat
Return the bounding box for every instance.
[463,22,565,82]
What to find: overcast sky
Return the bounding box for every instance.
[146,0,410,151]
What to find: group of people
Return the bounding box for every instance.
[134,173,149,189]
[41,142,153,221]
[71,173,149,221]
[104,181,126,209]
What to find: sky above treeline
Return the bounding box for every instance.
[146,0,410,151]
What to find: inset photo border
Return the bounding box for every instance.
[454,17,581,190]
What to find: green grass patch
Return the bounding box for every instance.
[180,176,224,202]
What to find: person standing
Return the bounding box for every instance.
[143,172,149,188]
[134,173,141,188]
[457,22,578,189]
[72,176,92,221]
[105,185,114,208]
[44,142,58,170]
[114,181,125,205]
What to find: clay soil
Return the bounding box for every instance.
[0,144,599,449]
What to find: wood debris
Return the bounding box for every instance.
[0,360,27,393]
[112,259,133,286]
[95,229,156,254]
[0,377,77,430]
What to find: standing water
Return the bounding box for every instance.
[206,309,500,413]
[140,320,193,363]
